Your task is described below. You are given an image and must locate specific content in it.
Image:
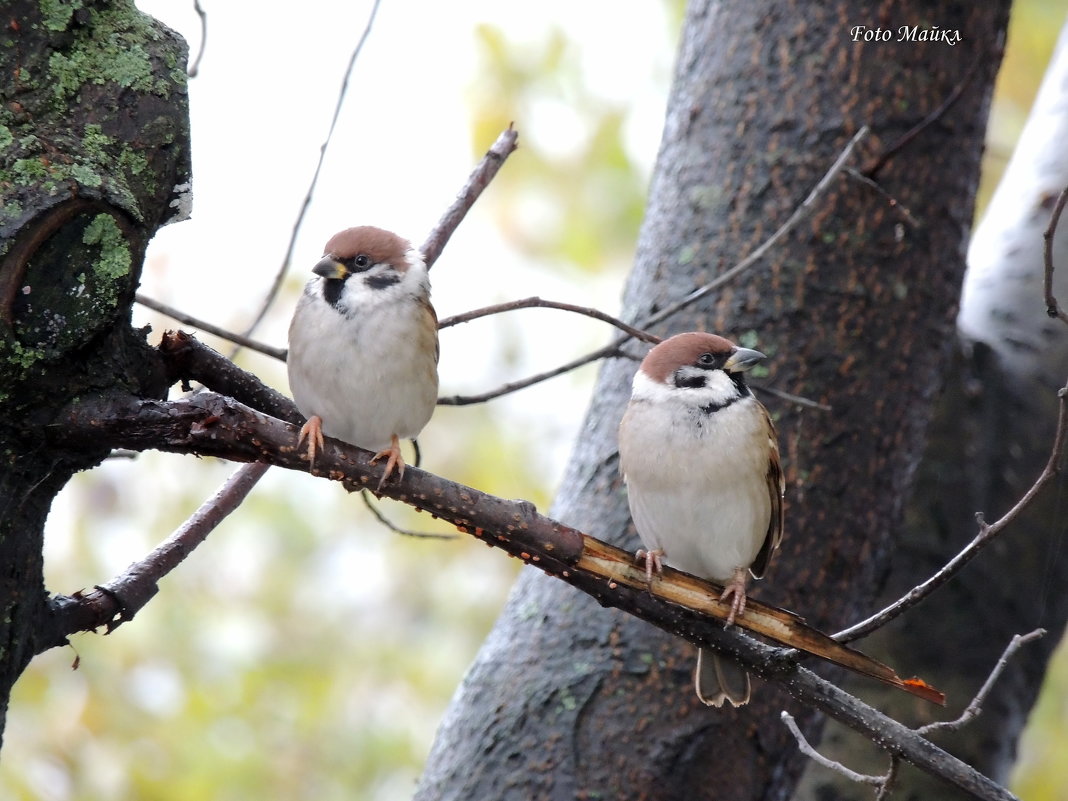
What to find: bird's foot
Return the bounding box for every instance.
[371,433,405,491]
[635,548,664,585]
[719,567,750,626]
[297,415,325,467]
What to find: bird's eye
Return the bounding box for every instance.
[697,352,716,367]
[353,254,371,269]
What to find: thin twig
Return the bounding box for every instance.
[781,711,887,788]
[845,167,920,228]
[1042,184,1068,325]
[752,383,833,412]
[446,127,870,405]
[642,126,870,333]
[137,294,288,361]
[864,55,980,180]
[438,296,661,343]
[44,462,269,641]
[187,0,208,78]
[835,378,1068,644]
[437,345,625,406]
[875,762,901,801]
[236,0,383,351]
[918,629,1046,736]
[360,491,458,540]
[421,125,519,269]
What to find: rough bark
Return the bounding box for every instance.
[799,22,1068,799]
[0,0,189,744]
[416,2,1009,800]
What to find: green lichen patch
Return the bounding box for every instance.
[40,0,85,32]
[45,5,183,104]
[82,213,132,281]
[9,212,132,358]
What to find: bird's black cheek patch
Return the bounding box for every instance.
[322,278,345,308]
[365,272,402,290]
[673,372,707,389]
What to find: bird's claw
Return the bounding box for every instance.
[297,415,325,467]
[371,433,405,491]
[719,567,749,627]
[635,548,664,585]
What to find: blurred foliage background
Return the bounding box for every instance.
[2,1,1065,799]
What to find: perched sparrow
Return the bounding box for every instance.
[287,226,439,487]
[618,332,784,707]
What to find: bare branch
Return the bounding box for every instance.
[845,167,920,228]
[137,293,287,361]
[835,377,1068,644]
[421,125,519,269]
[438,296,661,343]
[445,127,870,404]
[437,344,622,406]
[752,383,833,412]
[360,490,458,540]
[237,0,383,350]
[781,711,886,788]
[187,0,208,78]
[643,126,871,332]
[1042,183,1068,325]
[49,390,1031,800]
[918,629,1046,736]
[40,461,269,648]
[158,330,301,424]
[863,54,981,180]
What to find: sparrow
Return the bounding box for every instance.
[618,331,784,707]
[287,226,439,488]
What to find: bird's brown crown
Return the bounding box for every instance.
[323,226,413,269]
[640,332,737,383]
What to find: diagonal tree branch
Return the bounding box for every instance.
[422,125,519,269]
[834,375,1068,643]
[45,389,1015,801]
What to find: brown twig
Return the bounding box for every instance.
[236,0,383,352]
[781,711,887,789]
[159,330,300,423]
[785,629,1044,799]
[844,167,920,228]
[835,378,1068,644]
[1042,184,1068,325]
[437,296,660,343]
[864,56,980,180]
[137,294,288,361]
[421,125,519,269]
[752,383,833,412]
[360,491,458,540]
[41,461,270,646]
[917,629,1046,736]
[444,127,869,405]
[437,344,623,406]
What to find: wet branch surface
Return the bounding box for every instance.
[44,380,1012,801]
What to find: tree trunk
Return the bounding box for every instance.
[415,2,1009,799]
[798,21,1068,799]
[0,0,189,744]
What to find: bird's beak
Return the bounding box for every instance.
[312,255,348,280]
[723,347,766,373]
